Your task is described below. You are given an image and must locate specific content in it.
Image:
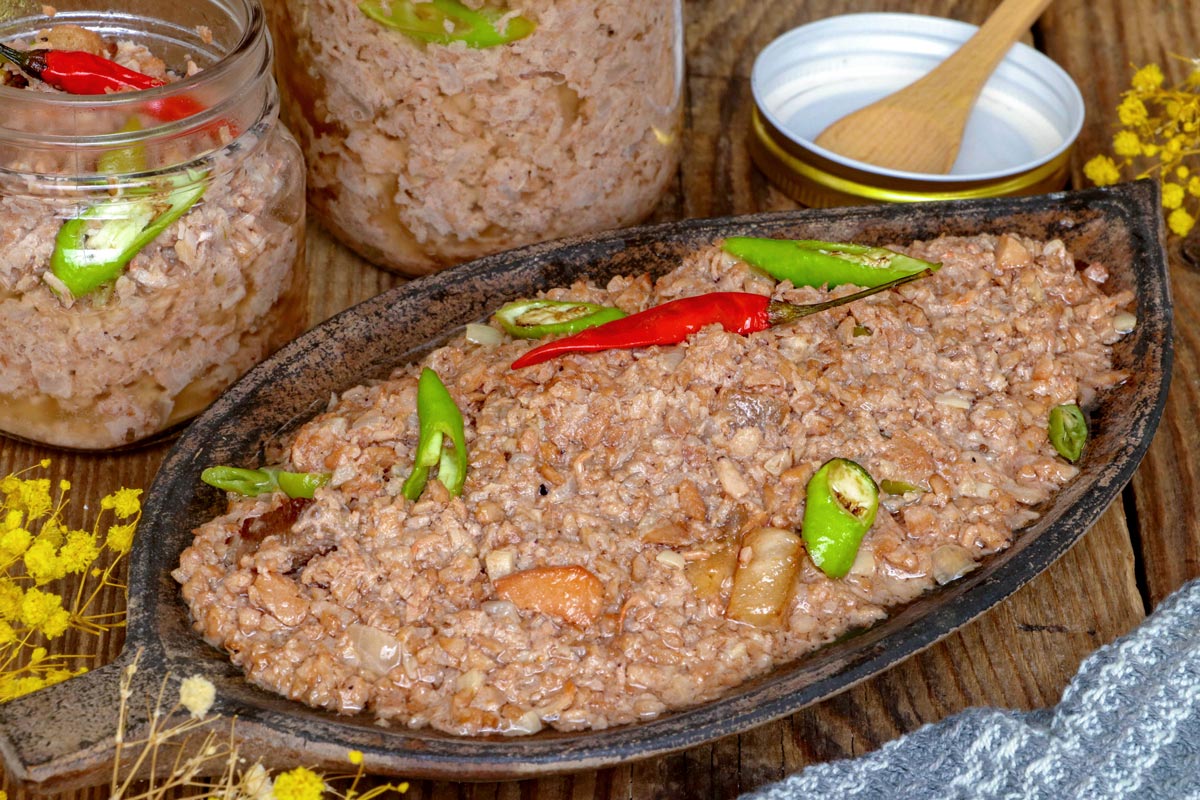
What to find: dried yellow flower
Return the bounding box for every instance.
[106,522,137,554]
[0,578,21,619]
[1132,63,1165,92]
[1169,207,1197,236]
[23,539,65,584]
[1113,130,1142,157]
[101,487,142,519]
[0,526,32,559]
[1117,95,1149,126]
[57,530,100,574]
[179,674,217,718]
[19,587,62,628]
[1163,182,1186,209]
[1084,155,1122,186]
[274,767,327,800]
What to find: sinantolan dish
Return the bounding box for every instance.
[176,232,1132,735]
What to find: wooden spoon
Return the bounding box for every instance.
[813,0,1054,174]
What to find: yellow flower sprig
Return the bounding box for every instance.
[0,460,141,702]
[108,656,410,799]
[1084,58,1200,237]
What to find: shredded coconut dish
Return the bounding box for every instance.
[175,233,1134,735]
[0,24,306,449]
[267,0,681,274]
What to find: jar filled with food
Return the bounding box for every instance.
[0,0,306,450]
[267,0,683,275]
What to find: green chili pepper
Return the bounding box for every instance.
[1048,403,1088,462]
[722,238,941,289]
[494,298,627,339]
[802,458,880,579]
[360,0,535,47]
[880,479,924,495]
[403,368,468,501]
[50,170,206,297]
[201,467,331,499]
[96,117,147,176]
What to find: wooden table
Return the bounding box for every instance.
[3,0,1197,797]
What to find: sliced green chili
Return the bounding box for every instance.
[880,479,925,495]
[494,299,627,339]
[96,117,147,176]
[1049,403,1087,462]
[360,0,535,47]
[403,367,468,501]
[201,467,331,499]
[50,170,206,297]
[722,238,941,289]
[802,458,880,579]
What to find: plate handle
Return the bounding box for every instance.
[0,652,165,792]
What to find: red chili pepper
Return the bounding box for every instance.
[510,268,932,370]
[0,42,210,125]
[0,42,162,93]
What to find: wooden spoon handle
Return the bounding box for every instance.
[924,0,1055,101]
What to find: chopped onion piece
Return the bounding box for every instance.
[931,544,979,585]
[509,709,544,735]
[465,323,503,346]
[456,668,486,692]
[1113,311,1137,334]
[485,549,516,580]
[656,550,687,570]
[345,623,403,677]
[847,547,875,577]
[934,394,972,410]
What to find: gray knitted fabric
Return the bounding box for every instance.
[742,578,1200,800]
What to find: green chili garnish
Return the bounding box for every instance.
[403,368,468,501]
[1049,403,1088,462]
[722,238,941,289]
[360,0,535,47]
[50,170,206,297]
[201,467,331,499]
[494,298,627,339]
[96,117,147,176]
[802,458,880,579]
[880,479,924,495]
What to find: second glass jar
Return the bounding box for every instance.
[267,0,683,275]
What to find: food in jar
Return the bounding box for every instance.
[0,24,305,449]
[267,0,681,274]
[175,233,1133,734]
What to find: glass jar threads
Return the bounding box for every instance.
[268,0,683,275]
[0,0,306,449]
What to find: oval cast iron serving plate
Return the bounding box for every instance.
[0,181,1172,790]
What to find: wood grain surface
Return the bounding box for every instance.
[3,0,1197,797]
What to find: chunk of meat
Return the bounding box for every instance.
[493,565,606,627]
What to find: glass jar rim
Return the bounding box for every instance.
[0,0,269,147]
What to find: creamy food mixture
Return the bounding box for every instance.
[267,0,681,273]
[0,26,305,449]
[175,233,1132,734]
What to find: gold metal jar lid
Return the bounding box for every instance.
[750,13,1084,208]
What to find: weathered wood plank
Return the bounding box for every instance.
[1040,0,1200,607]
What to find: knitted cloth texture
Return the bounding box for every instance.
[742,577,1200,800]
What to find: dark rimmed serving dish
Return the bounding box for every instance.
[0,181,1172,791]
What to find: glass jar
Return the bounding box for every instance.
[0,0,306,450]
[267,0,683,275]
